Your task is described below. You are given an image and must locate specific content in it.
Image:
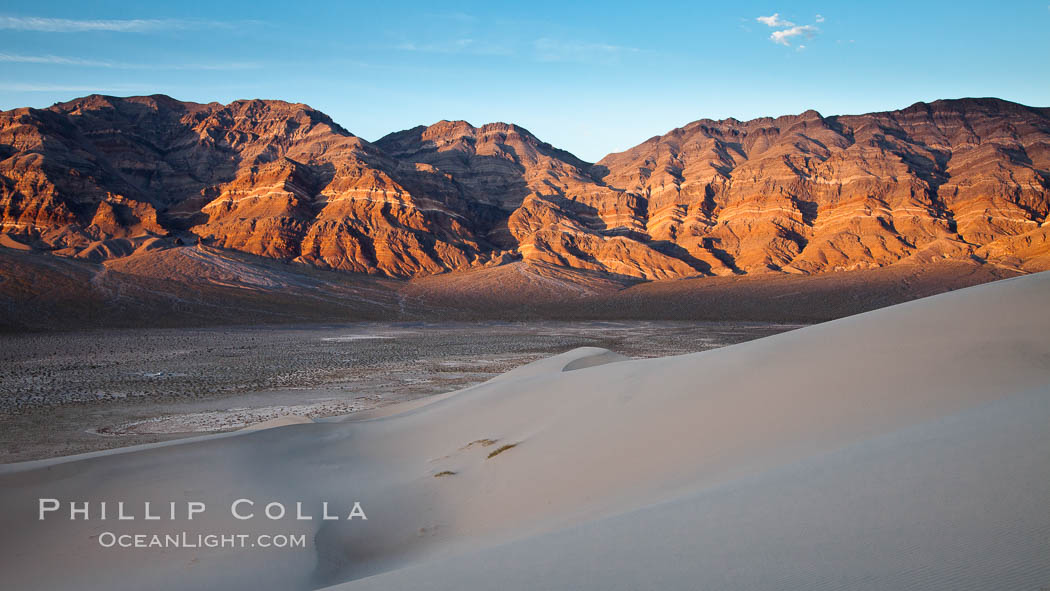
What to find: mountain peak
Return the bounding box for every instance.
[897,97,1048,119]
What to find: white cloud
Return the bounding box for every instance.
[770,24,818,46]
[0,82,151,92]
[0,53,261,70]
[0,53,112,66]
[756,13,795,27]
[395,38,510,56]
[534,38,640,63]
[0,15,234,33]
[755,12,822,47]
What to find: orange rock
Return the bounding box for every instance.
[1,95,1046,279]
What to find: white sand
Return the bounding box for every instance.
[1,272,1048,590]
[239,414,315,431]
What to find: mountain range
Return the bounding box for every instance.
[2,95,1048,282]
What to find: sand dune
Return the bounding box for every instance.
[340,384,1050,591]
[1,272,1048,590]
[240,415,315,431]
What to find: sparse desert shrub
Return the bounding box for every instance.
[462,438,498,450]
[487,443,518,459]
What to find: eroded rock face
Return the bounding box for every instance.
[375,120,697,279]
[0,95,494,276]
[596,99,1050,275]
[1,95,1047,279]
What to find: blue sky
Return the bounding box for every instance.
[1,1,1047,161]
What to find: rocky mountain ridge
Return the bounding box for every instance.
[2,95,1048,279]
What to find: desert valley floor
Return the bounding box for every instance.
[0,320,796,463]
[0,272,1047,591]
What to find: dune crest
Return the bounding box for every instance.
[240,415,315,431]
